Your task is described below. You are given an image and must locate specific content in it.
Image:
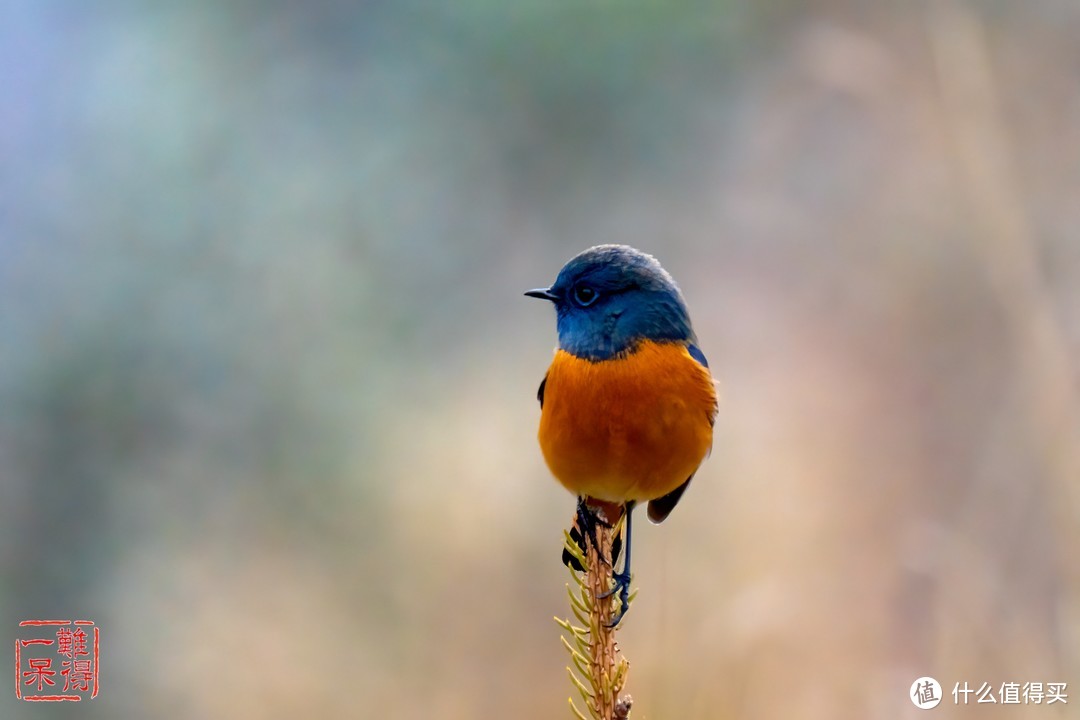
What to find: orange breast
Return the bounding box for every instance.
[538,340,717,502]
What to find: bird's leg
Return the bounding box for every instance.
[575,495,614,558]
[564,497,625,571]
[599,501,634,627]
[576,495,599,548]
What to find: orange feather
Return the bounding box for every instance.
[538,340,717,504]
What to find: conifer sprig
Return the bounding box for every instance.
[556,512,634,719]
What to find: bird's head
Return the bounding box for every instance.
[526,245,696,361]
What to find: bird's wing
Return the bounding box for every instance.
[688,342,719,427]
[648,342,717,524]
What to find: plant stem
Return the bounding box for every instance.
[586,519,620,718]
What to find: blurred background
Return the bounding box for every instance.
[1,1,1078,718]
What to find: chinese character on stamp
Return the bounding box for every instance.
[15,620,99,702]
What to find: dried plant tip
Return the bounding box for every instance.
[555,505,634,718]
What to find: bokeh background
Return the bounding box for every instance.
[2,1,1078,718]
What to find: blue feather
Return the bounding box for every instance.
[687,343,709,369]
[542,245,699,362]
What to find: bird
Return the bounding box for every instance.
[526,244,717,626]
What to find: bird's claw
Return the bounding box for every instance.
[600,570,631,627]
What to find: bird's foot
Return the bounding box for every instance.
[599,568,632,627]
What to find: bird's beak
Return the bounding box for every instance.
[524,287,559,302]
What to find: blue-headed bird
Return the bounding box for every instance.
[526,245,718,625]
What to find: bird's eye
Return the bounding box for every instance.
[573,285,598,306]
